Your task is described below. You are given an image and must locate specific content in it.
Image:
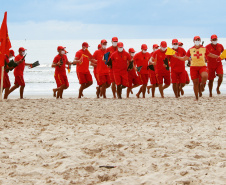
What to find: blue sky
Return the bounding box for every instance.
[1,0,226,40]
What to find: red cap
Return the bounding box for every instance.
[153,44,159,48]
[101,39,107,44]
[19,47,26,52]
[211,34,218,39]
[194,36,201,40]
[128,48,135,53]
[98,44,101,49]
[9,49,15,57]
[141,44,148,50]
[172,39,178,44]
[57,46,65,51]
[112,37,118,42]
[117,42,123,47]
[160,41,167,48]
[178,42,183,46]
[82,42,89,48]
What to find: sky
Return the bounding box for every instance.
[0,0,226,40]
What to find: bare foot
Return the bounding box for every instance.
[216,87,221,94]
[181,88,184,96]
[136,93,140,98]
[53,89,56,97]
[147,86,151,94]
[209,93,212,97]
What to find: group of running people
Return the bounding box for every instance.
[1,35,225,100]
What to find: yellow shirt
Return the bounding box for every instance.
[188,47,208,67]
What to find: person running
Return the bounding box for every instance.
[73,42,93,98]
[52,46,71,99]
[168,39,187,98]
[106,37,118,98]
[93,40,111,98]
[147,44,159,97]
[0,50,15,99]
[127,48,141,98]
[206,34,224,97]
[93,44,101,98]
[8,47,33,99]
[173,36,220,100]
[133,44,150,98]
[150,41,171,98]
[110,42,131,99]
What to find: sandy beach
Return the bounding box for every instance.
[0,96,226,185]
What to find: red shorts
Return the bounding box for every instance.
[77,72,93,84]
[14,76,25,86]
[109,70,115,83]
[138,74,149,85]
[114,72,129,87]
[0,73,11,88]
[190,66,208,80]
[128,73,141,88]
[156,72,171,85]
[149,70,157,85]
[96,73,111,86]
[185,70,190,83]
[171,70,186,84]
[55,73,69,88]
[208,64,223,80]
[93,70,97,81]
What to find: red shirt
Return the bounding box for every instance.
[110,50,131,73]
[169,47,186,72]
[133,51,150,74]
[93,49,109,75]
[106,46,118,72]
[152,49,169,74]
[53,54,68,75]
[75,49,93,73]
[14,54,25,76]
[206,43,224,68]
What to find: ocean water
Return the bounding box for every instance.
[5,39,226,97]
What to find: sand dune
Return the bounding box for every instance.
[0,96,226,184]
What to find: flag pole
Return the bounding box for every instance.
[0,66,4,101]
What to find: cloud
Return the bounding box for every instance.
[7,20,218,40]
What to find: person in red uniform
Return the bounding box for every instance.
[0,50,15,99]
[110,42,131,99]
[93,39,111,98]
[52,46,71,99]
[93,44,101,98]
[133,44,150,98]
[206,34,224,97]
[173,36,220,100]
[178,42,184,48]
[106,37,118,98]
[73,42,93,98]
[127,48,141,98]
[150,41,171,98]
[147,44,159,97]
[8,47,33,99]
[168,39,187,98]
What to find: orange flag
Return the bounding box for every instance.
[0,12,12,67]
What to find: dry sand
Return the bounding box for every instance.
[0,96,226,185]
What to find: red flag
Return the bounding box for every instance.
[0,12,12,67]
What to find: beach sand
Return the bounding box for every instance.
[0,96,226,185]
